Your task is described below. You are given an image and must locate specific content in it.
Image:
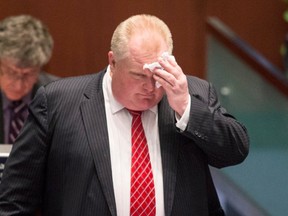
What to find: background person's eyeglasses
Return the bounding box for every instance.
[0,62,39,82]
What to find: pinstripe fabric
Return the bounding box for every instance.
[0,69,248,216]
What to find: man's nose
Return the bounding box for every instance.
[13,79,25,90]
[144,78,156,92]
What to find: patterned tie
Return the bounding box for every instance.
[128,109,156,216]
[8,100,28,144]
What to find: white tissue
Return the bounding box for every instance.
[143,52,175,88]
[143,52,175,72]
[143,62,162,72]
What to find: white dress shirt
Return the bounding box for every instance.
[102,66,190,216]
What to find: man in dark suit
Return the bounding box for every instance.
[0,15,58,144]
[0,14,249,216]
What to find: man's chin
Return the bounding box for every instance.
[6,94,26,101]
[137,99,159,110]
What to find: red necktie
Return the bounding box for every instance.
[128,110,156,216]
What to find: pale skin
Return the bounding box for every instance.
[0,58,40,101]
[108,33,189,117]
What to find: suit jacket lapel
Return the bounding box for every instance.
[80,71,117,216]
[158,97,179,216]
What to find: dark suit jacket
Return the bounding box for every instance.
[0,69,249,216]
[0,72,58,143]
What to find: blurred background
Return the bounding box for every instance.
[0,1,287,215]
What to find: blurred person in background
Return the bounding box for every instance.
[0,15,58,144]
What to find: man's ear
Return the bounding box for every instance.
[108,51,116,69]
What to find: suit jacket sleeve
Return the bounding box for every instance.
[183,76,249,168]
[0,86,49,215]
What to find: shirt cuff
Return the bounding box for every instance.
[175,95,191,131]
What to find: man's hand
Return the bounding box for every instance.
[153,56,189,117]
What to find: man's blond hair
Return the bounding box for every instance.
[111,14,173,60]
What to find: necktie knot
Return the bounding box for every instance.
[127,109,142,117]
[10,100,27,114]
